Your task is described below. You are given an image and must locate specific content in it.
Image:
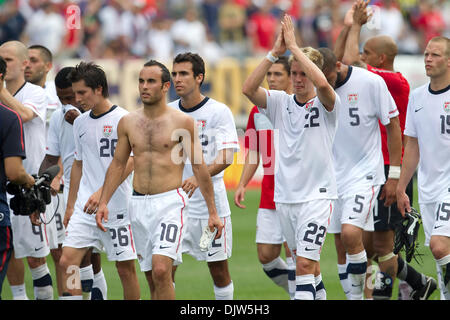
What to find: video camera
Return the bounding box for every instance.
[6,165,60,216]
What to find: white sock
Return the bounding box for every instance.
[92,269,107,300]
[287,256,296,300]
[262,256,289,293]
[80,265,94,300]
[30,263,53,300]
[315,274,326,300]
[10,284,29,300]
[337,263,351,299]
[347,251,367,300]
[214,281,234,300]
[436,255,450,300]
[295,274,315,300]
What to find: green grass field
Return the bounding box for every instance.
[1,187,442,300]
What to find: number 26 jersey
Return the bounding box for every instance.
[73,105,132,225]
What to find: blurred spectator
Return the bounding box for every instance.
[21,0,66,55]
[377,0,405,43]
[410,0,446,51]
[120,0,150,57]
[218,0,247,58]
[201,0,220,38]
[170,5,207,56]
[312,1,334,48]
[147,16,173,62]
[246,1,278,55]
[98,0,123,44]
[0,0,26,43]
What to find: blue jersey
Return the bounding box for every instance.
[0,103,26,227]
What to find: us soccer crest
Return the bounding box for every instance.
[197,119,207,131]
[305,101,314,112]
[444,102,450,113]
[348,93,358,105]
[103,125,113,137]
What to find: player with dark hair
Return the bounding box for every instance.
[169,52,239,300]
[96,60,222,300]
[58,62,140,300]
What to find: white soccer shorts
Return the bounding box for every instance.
[256,208,285,244]
[129,188,188,272]
[46,193,65,249]
[328,185,380,234]
[63,210,137,262]
[182,215,232,263]
[276,199,334,261]
[419,196,450,247]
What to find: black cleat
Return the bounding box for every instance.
[410,276,437,300]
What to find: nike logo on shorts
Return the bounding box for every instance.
[207,251,219,257]
[414,107,423,112]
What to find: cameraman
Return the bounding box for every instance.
[0,57,35,299]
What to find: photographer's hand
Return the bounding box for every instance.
[29,211,41,226]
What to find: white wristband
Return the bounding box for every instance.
[388,165,401,179]
[266,51,279,63]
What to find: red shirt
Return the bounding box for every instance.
[244,106,276,210]
[367,64,410,164]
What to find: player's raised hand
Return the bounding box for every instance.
[272,25,287,57]
[344,1,357,27]
[353,0,370,26]
[234,185,247,209]
[281,14,298,50]
[96,203,109,232]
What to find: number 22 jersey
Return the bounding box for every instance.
[73,105,131,226]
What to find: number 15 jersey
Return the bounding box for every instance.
[73,105,132,226]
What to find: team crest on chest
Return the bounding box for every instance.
[348,93,358,105]
[305,101,314,112]
[444,102,450,113]
[197,119,207,131]
[103,125,113,137]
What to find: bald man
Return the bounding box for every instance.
[0,41,54,300]
[333,0,437,300]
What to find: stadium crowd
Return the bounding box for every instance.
[1,0,449,61]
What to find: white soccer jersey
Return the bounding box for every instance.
[404,83,450,203]
[168,97,240,218]
[73,105,131,226]
[333,66,399,196]
[46,104,80,186]
[44,81,61,123]
[14,82,47,175]
[260,89,340,203]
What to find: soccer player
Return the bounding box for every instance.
[336,0,437,300]
[243,14,339,300]
[169,52,239,300]
[319,47,402,300]
[234,56,296,299]
[58,62,140,300]
[0,57,36,299]
[25,44,66,298]
[0,41,52,300]
[37,67,107,300]
[397,36,450,300]
[96,60,223,300]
